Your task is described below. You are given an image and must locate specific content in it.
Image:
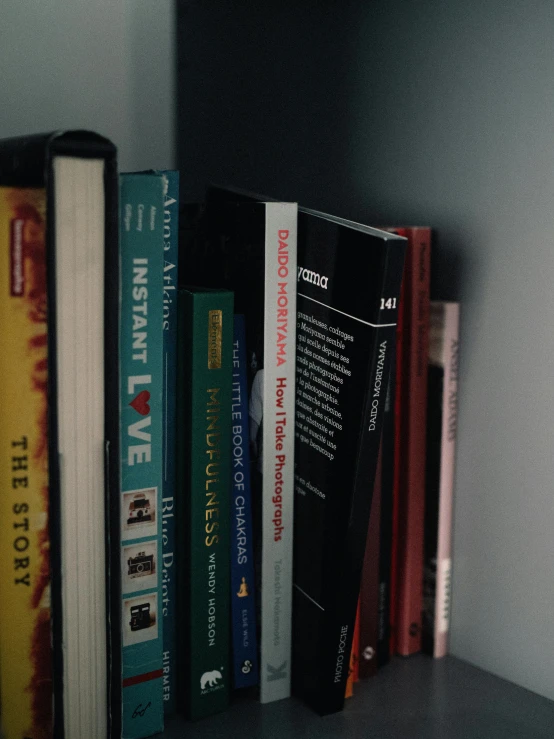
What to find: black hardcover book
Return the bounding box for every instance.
[292,208,405,714]
[0,131,119,739]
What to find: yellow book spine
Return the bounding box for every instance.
[0,187,52,739]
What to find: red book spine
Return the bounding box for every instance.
[392,227,431,656]
[358,449,382,678]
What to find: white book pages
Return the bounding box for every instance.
[53,156,106,738]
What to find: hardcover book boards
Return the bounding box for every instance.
[180,188,297,704]
[292,210,405,715]
[387,227,431,657]
[119,173,165,738]
[422,302,459,658]
[230,314,260,688]
[0,131,119,739]
[358,449,382,679]
[177,288,233,719]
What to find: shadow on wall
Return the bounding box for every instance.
[177,0,364,206]
[176,0,474,301]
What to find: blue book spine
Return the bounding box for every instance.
[119,173,165,738]
[160,171,179,715]
[230,314,260,688]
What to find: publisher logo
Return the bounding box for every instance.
[208,310,222,369]
[266,661,287,682]
[363,646,375,661]
[200,669,223,693]
[10,218,25,296]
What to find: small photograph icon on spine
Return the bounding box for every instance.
[122,541,157,595]
[123,593,158,646]
[122,487,157,540]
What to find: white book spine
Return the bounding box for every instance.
[433,302,459,658]
[260,202,297,702]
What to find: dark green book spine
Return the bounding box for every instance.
[178,288,233,719]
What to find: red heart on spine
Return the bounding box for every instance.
[130,390,150,416]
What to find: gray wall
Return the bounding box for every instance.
[178,1,554,700]
[1,0,175,171]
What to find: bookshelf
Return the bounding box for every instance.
[158,656,554,739]
[2,0,553,735]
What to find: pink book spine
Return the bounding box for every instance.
[433,302,460,657]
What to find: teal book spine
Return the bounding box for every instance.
[178,288,233,720]
[119,173,165,738]
[159,170,179,715]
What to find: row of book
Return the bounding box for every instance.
[352,228,461,682]
[0,130,457,739]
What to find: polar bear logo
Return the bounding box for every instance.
[200,670,222,689]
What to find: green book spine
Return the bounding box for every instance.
[178,287,233,719]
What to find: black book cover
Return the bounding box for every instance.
[0,131,120,739]
[292,208,405,714]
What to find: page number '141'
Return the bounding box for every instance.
[380,297,397,310]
